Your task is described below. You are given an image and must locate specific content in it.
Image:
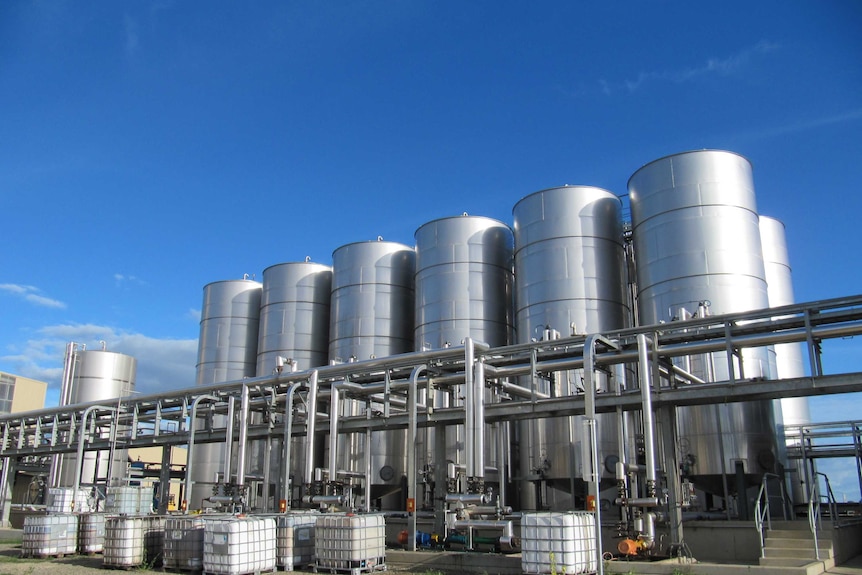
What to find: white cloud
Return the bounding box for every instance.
[0,323,198,400]
[599,40,779,95]
[114,274,146,288]
[0,283,66,309]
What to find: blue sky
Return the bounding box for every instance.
[2,2,861,497]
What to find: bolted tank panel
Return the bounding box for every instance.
[329,240,416,506]
[628,150,779,495]
[57,349,136,487]
[256,262,332,509]
[414,214,514,499]
[760,215,811,504]
[513,186,629,509]
[190,279,261,510]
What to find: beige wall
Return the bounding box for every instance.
[0,371,47,414]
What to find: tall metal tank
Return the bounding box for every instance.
[513,185,629,510]
[628,150,779,498]
[57,348,136,487]
[190,279,261,510]
[414,214,514,503]
[760,215,811,503]
[257,262,333,375]
[329,239,416,507]
[256,262,332,509]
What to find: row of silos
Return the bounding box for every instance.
[192,149,808,512]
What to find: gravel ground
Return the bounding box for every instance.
[0,540,438,575]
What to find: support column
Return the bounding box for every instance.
[657,405,684,546]
[158,445,172,514]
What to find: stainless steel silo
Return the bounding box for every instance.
[257,262,332,375]
[256,262,332,509]
[513,185,629,510]
[329,239,416,508]
[414,214,514,504]
[57,348,136,487]
[190,279,261,510]
[760,215,811,503]
[628,150,779,499]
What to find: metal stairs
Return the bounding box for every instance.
[759,520,835,572]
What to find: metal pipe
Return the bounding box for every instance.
[236,384,250,487]
[184,394,219,513]
[72,405,118,503]
[445,493,489,505]
[464,338,475,478]
[281,382,302,509]
[328,386,339,486]
[50,342,79,488]
[474,361,485,480]
[452,519,514,539]
[637,334,658,491]
[223,396,235,485]
[304,370,319,486]
[407,365,427,552]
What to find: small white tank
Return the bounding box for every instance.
[314,513,386,572]
[103,515,164,568]
[22,514,79,557]
[163,515,206,571]
[263,510,318,570]
[203,515,276,575]
[78,513,107,554]
[521,511,596,575]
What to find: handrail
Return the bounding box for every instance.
[808,471,839,561]
[754,472,784,558]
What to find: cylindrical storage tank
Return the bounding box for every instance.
[329,240,416,508]
[314,513,386,572]
[56,349,136,488]
[163,515,206,571]
[78,512,107,554]
[203,515,276,575]
[760,215,811,503]
[190,279,261,510]
[513,186,629,509]
[629,150,779,497]
[414,214,514,350]
[22,513,79,557]
[256,262,332,510]
[414,214,514,501]
[257,262,333,375]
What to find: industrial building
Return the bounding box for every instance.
[1,149,861,573]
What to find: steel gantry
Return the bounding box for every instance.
[0,294,860,540]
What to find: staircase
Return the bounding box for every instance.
[759,520,835,572]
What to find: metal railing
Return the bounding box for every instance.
[754,472,788,558]
[808,471,840,561]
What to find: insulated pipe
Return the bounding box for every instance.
[236,384,250,487]
[328,386,339,486]
[474,361,486,480]
[452,519,514,539]
[304,370,320,487]
[184,394,220,513]
[281,382,302,509]
[72,405,118,504]
[50,342,79,488]
[584,334,618,575]
[223,396,236,485]
[637,334,658,492]
[407,365,427,552]
[464,338,475,478]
